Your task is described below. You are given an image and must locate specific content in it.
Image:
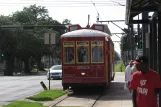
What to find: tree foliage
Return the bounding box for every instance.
[0,4,69,75]
[114,51,120,61]
[120,33,136,61]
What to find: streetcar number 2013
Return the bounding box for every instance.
[77,66,90,69]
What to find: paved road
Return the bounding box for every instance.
[0,75,62,106]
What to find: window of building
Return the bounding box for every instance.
[76,41,89,63]
[63,41,75,64]
[91,41,104,63]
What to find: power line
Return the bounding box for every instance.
[0,3,126,5]
[0,5,126,7]
[0,0,126,7]
[0,0,125,3]
[109,0,125,6]
[90,0,103,23]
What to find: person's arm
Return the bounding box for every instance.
[124,66,128,82]
[132,89,137,107]
[131,65,137,75]
[154,73,161,94]
[129,73,138,90]
[129,73,138,107]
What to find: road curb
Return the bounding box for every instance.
[42,94,68,107]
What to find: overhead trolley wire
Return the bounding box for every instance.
[90,0,103,22]
[0,0,126,7]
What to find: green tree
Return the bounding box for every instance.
[11,5,52,73]
[62,19,71,24]
[114,51,120,61]
[0,15,17,75]
[12,4,68,73]
[0,5,69,75]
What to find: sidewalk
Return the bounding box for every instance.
[43,72,133,107]
[94,81,133,107]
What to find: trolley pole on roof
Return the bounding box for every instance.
[87,15,90,28]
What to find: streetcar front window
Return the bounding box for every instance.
[91,41,104,63]
[63,41,75,64]
[76,41,89,63]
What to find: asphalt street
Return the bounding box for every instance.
[0,75,62,106]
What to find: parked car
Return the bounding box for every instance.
[47,65,62,80]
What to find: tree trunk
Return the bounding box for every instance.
[51,54,54,65]
[37,57,44,71]
[4,55,13,76]
[24,59,31,74]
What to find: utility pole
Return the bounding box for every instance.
[49,33,51,90]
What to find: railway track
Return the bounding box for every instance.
[49,88,108,107]
[91,90,106,107]
[48,90,71,107]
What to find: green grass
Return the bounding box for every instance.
[2,101,46,107]
[27,90,67,101]
[114,61,125,72]
[31,68,48,72]
[1,101,80,107]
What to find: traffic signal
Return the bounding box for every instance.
[138,40,143,49]
[1,53,4,57]
[0,50,3,57]
[48,24,67,30]
[136,42,139,46]
[134,35,139,47]
[140,40,143,49]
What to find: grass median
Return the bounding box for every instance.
[2,101,46,107]
[27,89,67,101]
[2,89,67,107]
[2,101,80,107]
[114,61,125,72]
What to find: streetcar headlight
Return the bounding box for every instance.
[81,72,85,75]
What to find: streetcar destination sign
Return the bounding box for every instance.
[77,66,90,69]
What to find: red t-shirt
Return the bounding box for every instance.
[129,69,161,107]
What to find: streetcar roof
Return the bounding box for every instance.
[61,29,111,38]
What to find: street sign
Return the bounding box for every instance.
[44,32,56,90]
[44,33,56,44]
[137,49,143,56]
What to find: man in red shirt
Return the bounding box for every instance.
[129,56,161,107]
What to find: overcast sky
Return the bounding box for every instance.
[0,0,129,54]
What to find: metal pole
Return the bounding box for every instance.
[137,15,140,50]
[128,26,131,60]
[97,20,125,23]
[49,33,51,90]
[110,21,126,33]
[130,24,134,59]
[142,12,149,56]
[157,12,161,107]
[87,15,90,28]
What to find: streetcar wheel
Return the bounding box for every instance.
[63,85,68,90]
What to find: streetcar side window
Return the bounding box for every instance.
[63,41,75,64]
[76,41,89,63]
[91,41,104,63]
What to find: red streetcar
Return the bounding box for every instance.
[61,24,115,90]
